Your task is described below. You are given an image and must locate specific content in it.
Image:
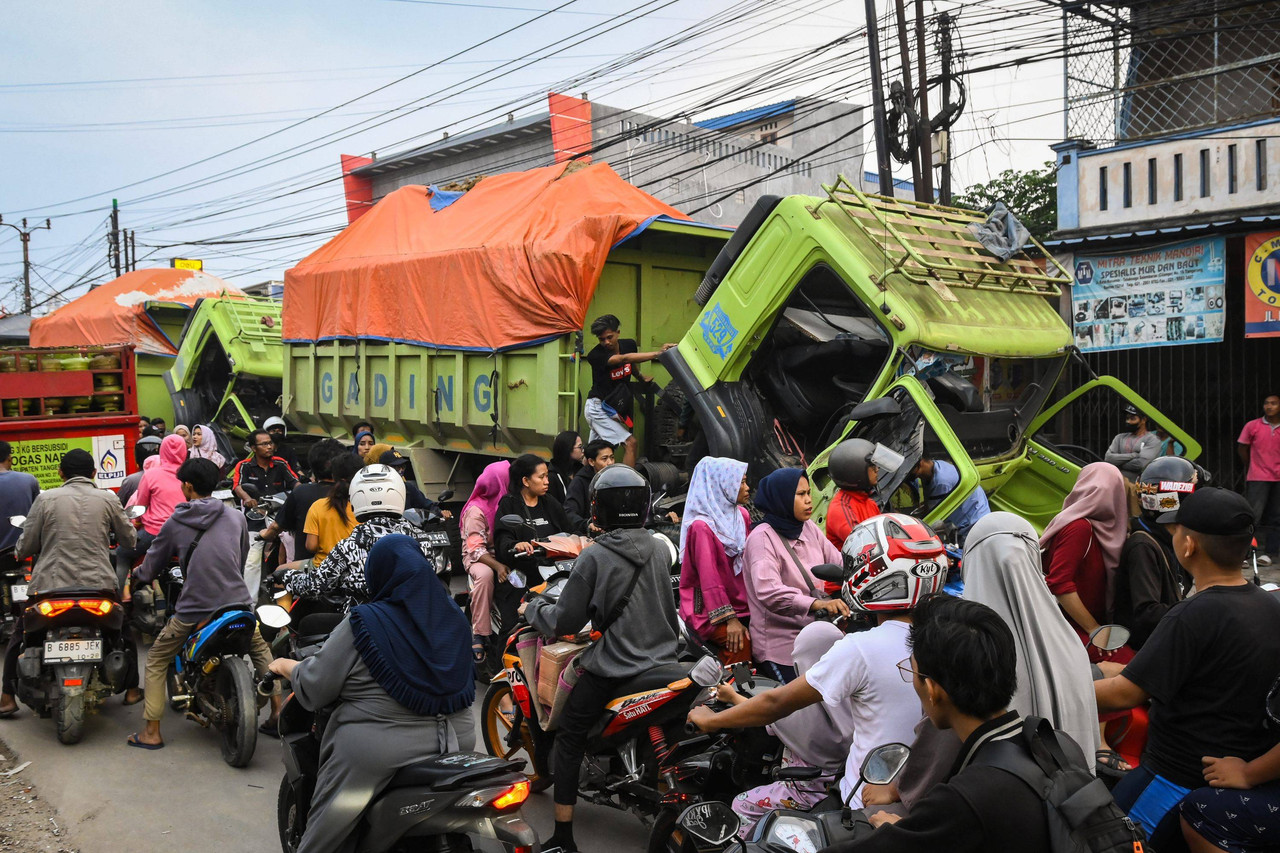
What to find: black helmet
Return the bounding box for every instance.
[829,438,876,492]
[590,464,651,531]
[134,435,162,468]
[1137,456,1199,520]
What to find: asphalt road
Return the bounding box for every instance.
[0,650,651,853]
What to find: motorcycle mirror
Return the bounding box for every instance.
[256,604,292,629]
[810,563,845,583]
[1088,624,1131,652]
[211,489,233,501]
[689,655,722,689]
[860,742,911,787]
[403,509,426,528]
[498,514,532,533]
[126,505,147,520]
[437,489,454,504]
[677,801,741,847]
[7,516,24,528]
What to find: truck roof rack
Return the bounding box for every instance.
[816,175,1071,302]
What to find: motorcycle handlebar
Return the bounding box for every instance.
[257,672,279,697]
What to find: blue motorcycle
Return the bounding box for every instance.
[166,603,262,767]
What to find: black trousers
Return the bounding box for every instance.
[552,669,620,808]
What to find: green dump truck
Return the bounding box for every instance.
[167,295,287,450]
[284,177,1195,528]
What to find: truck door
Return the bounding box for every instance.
[811,376,982,532]
[989,376,1199,531]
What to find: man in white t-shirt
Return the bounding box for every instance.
[688,513,947,808]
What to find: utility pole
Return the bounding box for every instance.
[893,0,923,198]
[0,216,51,314]
[914,0,934,202]
[938,11,954,205]
[109,198,122,278]
[865,0,896,197]
[129,230,137,272]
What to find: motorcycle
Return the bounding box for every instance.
[165,599,270,767]
[0,547,32,634]
[259,605,539,853]
[668,742,911,853]
[8,507,145,744]
[479,573,725,820]
[404,487,456,579]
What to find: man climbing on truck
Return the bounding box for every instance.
[584,314,674,468]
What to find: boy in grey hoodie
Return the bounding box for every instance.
[129,458,280,749]
[521,464,678,853]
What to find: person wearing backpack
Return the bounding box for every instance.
[519,464,679,853]
[1095,487,1280,847]
[840,594,1139,853]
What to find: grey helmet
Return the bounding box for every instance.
[829,438,877,492]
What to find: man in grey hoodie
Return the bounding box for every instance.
[129,458,279,749]
[520,465,678,853]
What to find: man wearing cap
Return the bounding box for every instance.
[1095,487,1280,846]
[1105,405,1162,480]
[378,449,450,519]
[0,450,140,715]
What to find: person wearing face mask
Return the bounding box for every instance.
[1105,405,1161,481]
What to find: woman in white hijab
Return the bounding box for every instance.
[964,511,1102,761]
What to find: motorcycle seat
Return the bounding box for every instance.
[386,752,525,790]
[196,602,252,630]
[296,612,343,638]
[613,662,693,698]
[28,587,118,602]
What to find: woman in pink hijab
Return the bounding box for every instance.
[460,459,512,663]
[1040,461,1131,664]
[120,435,189,581]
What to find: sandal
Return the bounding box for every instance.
[1096,749,1132,776]
[126,733,164,750]
[472,637,487,664]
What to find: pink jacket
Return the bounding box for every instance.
[742,520,842,665]
[128,435,188,535]
[679,512,751,640]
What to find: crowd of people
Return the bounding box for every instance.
[0,390,1276,853]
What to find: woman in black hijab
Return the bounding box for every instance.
[269,535,475,853]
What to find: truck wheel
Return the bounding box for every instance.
[277,775,304,853]
[53,691,85,745]
[217,656,258,768]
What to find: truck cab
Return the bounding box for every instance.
[166,296,287,448]
[661,178,1197,530]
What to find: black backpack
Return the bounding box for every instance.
[974,716,1147,853]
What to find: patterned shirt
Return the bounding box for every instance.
[283,516,439,610]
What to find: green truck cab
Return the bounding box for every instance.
[166,295,287,445]
[660,178,1197,531]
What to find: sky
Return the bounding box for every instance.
[0,0,1067,312]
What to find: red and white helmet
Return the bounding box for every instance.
[840,513,948,612]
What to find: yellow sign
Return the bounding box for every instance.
[171,258,204,270]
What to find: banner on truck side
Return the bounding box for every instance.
[1067,236,1226,353]
[1245,231,1280,339]
[11,434,127,491]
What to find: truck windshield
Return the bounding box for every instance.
[906,350,1066,462]
[232,375,284,429]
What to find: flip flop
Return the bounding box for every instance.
[259,719,280,738]
[126,733,164,750]
[1095,749,1131,775]
[0,707,18,719]
[122,691,144,706]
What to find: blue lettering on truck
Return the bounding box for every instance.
[321,372,334,404]
[347,374,360,405]
[373,374,388,407]
[409,375,415,409]
[436,377,453,412]
[474,374,491,412]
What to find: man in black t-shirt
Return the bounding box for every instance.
[261,439,344,562]
[583,313,673,468]
[1096,487,1280,846]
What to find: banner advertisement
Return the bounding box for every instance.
[10,434,127,491]
[1069,236,1226,353]
[1244,231,1280,339]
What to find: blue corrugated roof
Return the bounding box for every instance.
[695,100,796,131]
[863,171,919,192]
[1044,214,1280,248]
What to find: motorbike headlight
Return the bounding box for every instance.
[762,815,824,853]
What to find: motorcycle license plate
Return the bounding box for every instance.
[422,531,451,547]
[44,639,102,663]
[9,584,26,603]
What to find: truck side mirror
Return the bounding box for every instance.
[846,398,902,423]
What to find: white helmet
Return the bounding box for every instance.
[263,416,287,434]
[840,513,947,612]
[350,464,407,520]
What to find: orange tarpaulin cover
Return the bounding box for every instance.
[283,161,692,351]
[31,268,242,356]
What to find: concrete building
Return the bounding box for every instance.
[1048,0,1280,487]
[340,93,870,228]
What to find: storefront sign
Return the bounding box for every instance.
[10,434,127,491]
[1069,236,1226,353]
[1244,231,1280,338]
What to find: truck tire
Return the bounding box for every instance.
[217,656,258,768]
[54,691,86,745]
